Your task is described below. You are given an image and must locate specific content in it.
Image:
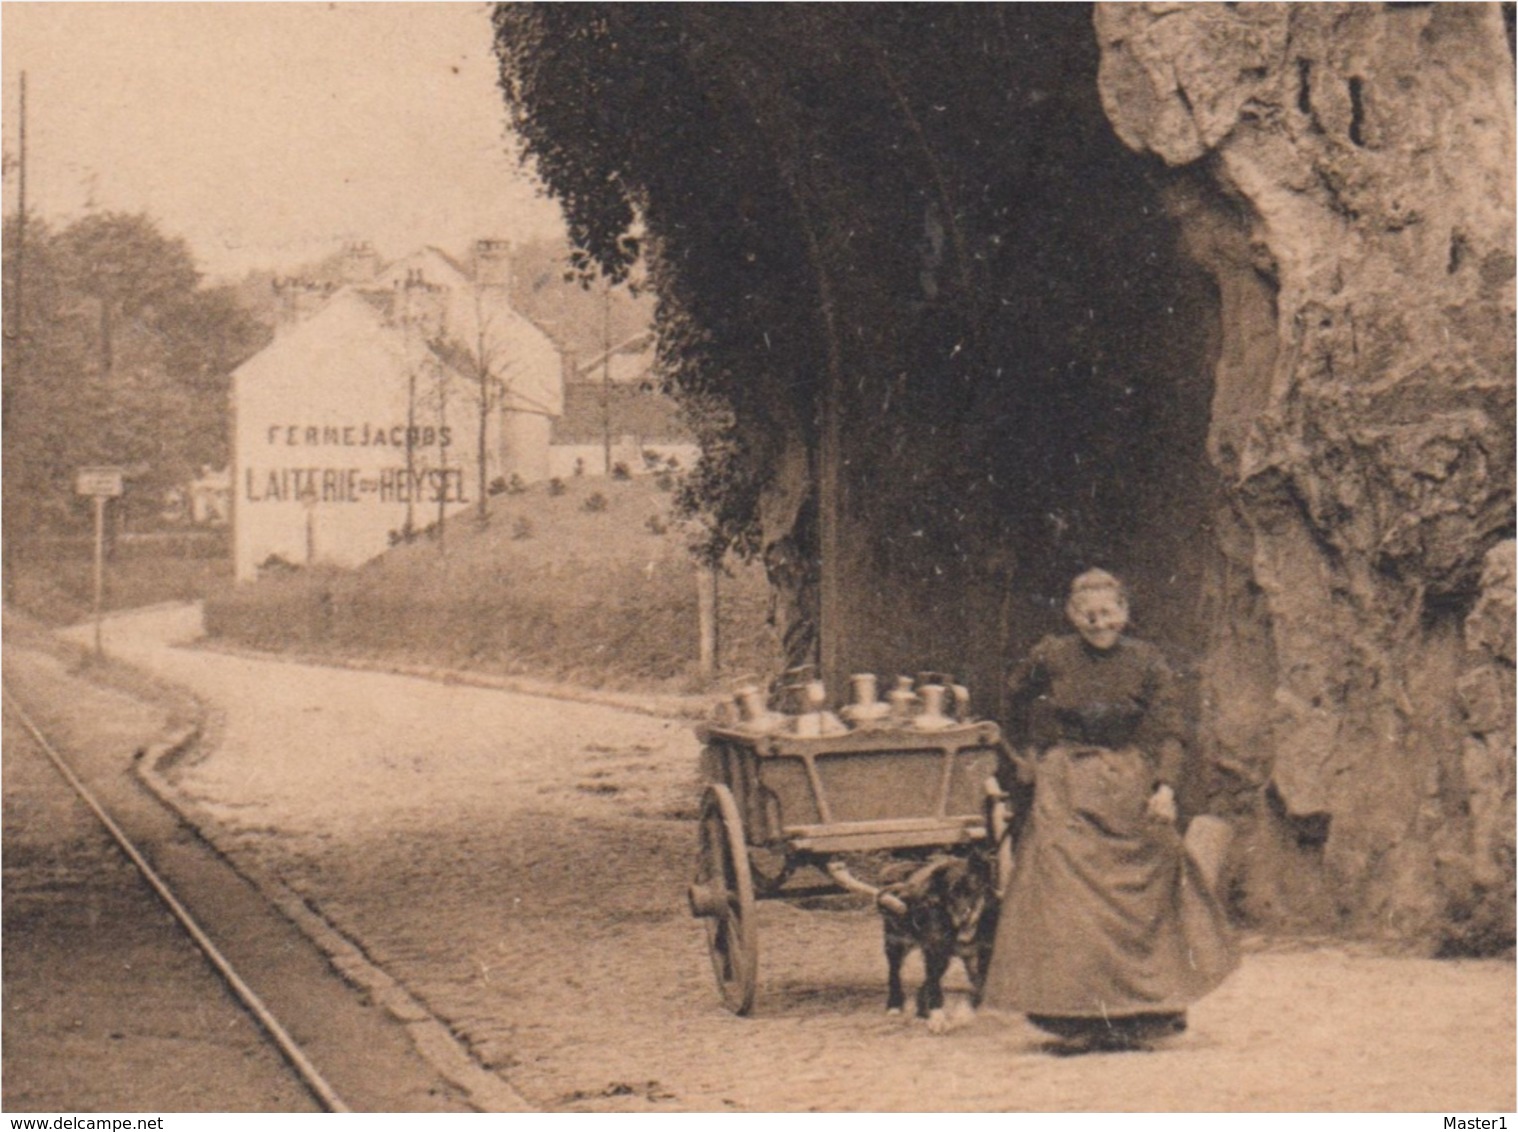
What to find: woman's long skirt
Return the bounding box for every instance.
[981,744,1237,1018]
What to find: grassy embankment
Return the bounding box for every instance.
[7,531,232,626]
[203,474,775,694]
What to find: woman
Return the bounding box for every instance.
[982,569,1237,1050]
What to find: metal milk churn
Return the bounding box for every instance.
[840,673,891,727]
[887,676,919,723]
[914,683,954,730]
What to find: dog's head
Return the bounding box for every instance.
[877,851,995,942]
[940,853,994,944]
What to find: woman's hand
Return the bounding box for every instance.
[1146,783,1177,824]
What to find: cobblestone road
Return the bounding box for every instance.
[53,605,1517,1112]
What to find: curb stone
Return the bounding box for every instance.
[132,725,536,1113]
[188,638,718,722]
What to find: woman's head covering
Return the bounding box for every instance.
[1069,568,1128,604]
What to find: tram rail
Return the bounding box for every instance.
[2,685,351,1114]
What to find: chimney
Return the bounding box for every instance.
[272,276,330,328]
[394,270,448,341]
[340,240,381,285]
[473,238,513,289]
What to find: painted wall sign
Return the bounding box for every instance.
[242,465,468,505]
[263,423,453,449]
[241,421,466,506]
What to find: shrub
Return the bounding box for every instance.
[653,470,676,492]
[642,449,663,471]
[512,516,535,540]
[259,553,301,575]
[548,477,567,497]
[488,476,508,496]
[506,473,528,495]
[644,513,669,535]
[583,492,609,513]
[610,461,632,481]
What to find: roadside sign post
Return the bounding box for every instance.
[697,561,719,679]
[75,467,124,658]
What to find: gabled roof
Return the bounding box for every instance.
[570,332,657,385]
[372,247,472,291]
[363,248,564,417]
[234,288,451,389]
[248,244,569,418]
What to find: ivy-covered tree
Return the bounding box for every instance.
[496,6,825,568]
[493,5,1205,673]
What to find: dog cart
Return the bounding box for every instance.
[687,676,1014,1015]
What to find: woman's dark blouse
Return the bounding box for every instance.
[1006,634,1186,786]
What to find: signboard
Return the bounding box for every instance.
[75,466,124,498]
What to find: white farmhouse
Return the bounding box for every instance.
[231,241,562,581]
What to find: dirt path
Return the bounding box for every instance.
[53,605,1518,1111]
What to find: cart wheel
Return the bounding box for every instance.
[748,846,793,896]
[748,792,792,895]
[688,784,758,1014]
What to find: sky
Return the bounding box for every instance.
[1,2,568,280]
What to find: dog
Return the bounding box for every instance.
[876,849,999,1034]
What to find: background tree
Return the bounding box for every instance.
[2,210,270,538]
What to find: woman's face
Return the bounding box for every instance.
[1067,588,1129,651]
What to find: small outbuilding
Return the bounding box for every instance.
[549,333,697,477]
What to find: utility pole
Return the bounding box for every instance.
[402,277,417,538]
[435,364,448,550]
[302,485,317,565]
[14,71,24,331]
[2,73,26,604]
[475,286,490,525]
[600,279,612,475]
